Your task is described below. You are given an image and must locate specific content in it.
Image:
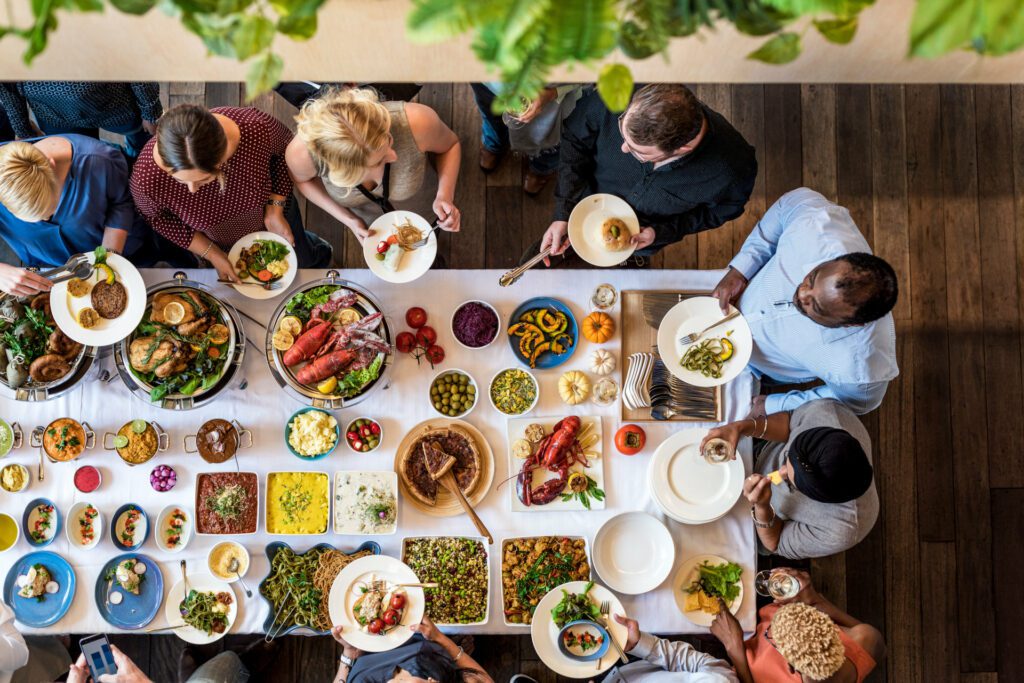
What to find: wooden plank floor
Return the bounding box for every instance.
[8,82,1020,682]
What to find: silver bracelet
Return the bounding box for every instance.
[453,646,464,662]
[757,416,769,438]
[199,240,214,260]
[751,504,776,528]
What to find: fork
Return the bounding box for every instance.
[408,220,441,250]
[678,310,740,346]
[218,279,282,291]
[599,600,629,664]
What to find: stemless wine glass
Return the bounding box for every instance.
[754,570,802,599]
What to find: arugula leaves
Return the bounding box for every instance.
[688,561,743,602]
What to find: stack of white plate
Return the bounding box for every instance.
[648,429,745,524]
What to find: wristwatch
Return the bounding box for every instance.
[751,504,776,529]
[266,199,287,208]
[339,653,355,668]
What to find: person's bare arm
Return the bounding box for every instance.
[285,138,369,239]
[406,102,462,231]
[101,227,129,254]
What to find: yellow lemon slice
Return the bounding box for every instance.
[316,377,338,394]
[162,302,186,325]
[207,324,230,345]
[272,329,294,351]
[278,315,302,337]
[337,308,362,325]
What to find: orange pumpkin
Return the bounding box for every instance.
[582,311,615,344]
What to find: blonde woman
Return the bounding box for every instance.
[0,135,142,295]
[286,88,462,240]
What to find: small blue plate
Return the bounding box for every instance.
[285,408,341,461]
[22,498,60,548]
[557,620,611,661]
[111,504,149,551]
[507,297,578,369]
[95,553,164,629]
[3,550,75,627]
[257,540,380,636]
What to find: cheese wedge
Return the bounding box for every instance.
[768,470,783,485]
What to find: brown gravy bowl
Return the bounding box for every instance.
[196,419,239,464]
[43,418,87,461]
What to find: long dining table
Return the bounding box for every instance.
[0,267,756,636]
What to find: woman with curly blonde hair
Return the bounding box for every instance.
[711,569,885,682]
[286,87,461,241]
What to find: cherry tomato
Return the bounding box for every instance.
[376,240,389,254]
[614,424,647,455]
[425,344,445,365]
[368,618,384,634]
[390,593,406,610]
[396,332,416,354]
[382,609,398,626]
[416,325,437,347]
[405,307,428,329]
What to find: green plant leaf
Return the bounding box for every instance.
[70,0,105,11]
[747,31,801,63]
[278,13,316,39]
[544,0,618,62]
[734,6,788,36]
[245,50,283,99]
[407,0,507,41]
[597,63,634,112]
[814,16,857,44]
[181,11,240,58]
[109,0,155,13]
[761,0,848,13]
[232,14,274,59]
[910,0,1024,58]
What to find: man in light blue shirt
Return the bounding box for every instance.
[713,188,898,415]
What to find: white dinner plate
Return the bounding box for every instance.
[529,581,629,678]
[50,252,146,346]
[649,429,745,524]
[592,512,674,594]
[672,554,744,627]
[655,297,752,387]
[164,574,237,644]
[226,231,297,300]
[567,193,639,267]
[363,211,436,284]
[328,555,424,652]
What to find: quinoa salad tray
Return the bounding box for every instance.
[401,536,490,626]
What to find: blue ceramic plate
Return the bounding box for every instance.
[111,504,149,551]
[284,408,341,461]
[95,553,164,629]
[258,540,380,636]
[22,498,60,548]
[3,550,75,627]
[507,297,578,369]
[557,620,611,661]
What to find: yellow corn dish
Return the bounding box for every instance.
[266,472,329,534]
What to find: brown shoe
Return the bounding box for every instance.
[523,169,555,196]
[479,147,504,172]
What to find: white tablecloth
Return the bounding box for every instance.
[0,268,756,636]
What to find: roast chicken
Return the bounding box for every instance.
[151,292,212,337]
[129,337,195,377]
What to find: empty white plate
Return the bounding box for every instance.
[593,511,674,594]
[649,429,745,524]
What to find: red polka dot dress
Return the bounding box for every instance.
[130,107,294,250]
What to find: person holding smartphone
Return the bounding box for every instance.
[67,641,248,683]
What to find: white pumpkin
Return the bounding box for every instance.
[589,349,616,376]
[558,370,591,405]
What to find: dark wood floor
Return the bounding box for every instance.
[18,81,1023,682]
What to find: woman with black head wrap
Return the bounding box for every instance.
[701,399,878,559]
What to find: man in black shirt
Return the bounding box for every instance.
[533,84,757,266]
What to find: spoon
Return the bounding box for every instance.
[228,558,252,598]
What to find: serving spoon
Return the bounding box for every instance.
[228,558,252,598]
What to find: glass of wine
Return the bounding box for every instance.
[702,437,733,464]
[754,570,801,599]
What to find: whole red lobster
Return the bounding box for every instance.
[516,416,588,506]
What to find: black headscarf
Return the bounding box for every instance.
[788,427,873,504]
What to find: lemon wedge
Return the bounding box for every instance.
[162,302,186,325]
[316,377,338,394]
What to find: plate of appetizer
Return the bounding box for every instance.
[155,505,192,553]
[65,502,102,550]
[111,504,148,551]
[567,193,640,267]
[394,419,494,518]
[507,298,578,369]
[500,536,591,627]
[226,231,297,300]
[23,498,59,547]
[328,554,424,652]
[50,248,147,346]
[363,211,436,283]
[648,429,745,524]
[3,551,75,627]
[506,416,604,512]
[656,297,752,387]
[402,536,489,626]
[259,541,379,636]
[164,573,237,644]
[672,554,744,627]
[592,512,674,594]
[265,471,330,535]
[530,580,628,677]
[95,554,164,629]
[334,471,398,535]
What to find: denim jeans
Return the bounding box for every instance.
[187,651,250,683]
[38,118,152,158]
[469,83,559,175]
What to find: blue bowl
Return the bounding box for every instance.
[111,504,149,551]
[557,620,611,661]
[285,408,341,461]
[507,297,579,369]
[94,553,164,629]
[258,540,381,636]
[22,498,60,548]
[3,550,75,627]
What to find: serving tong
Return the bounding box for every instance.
[36,253,93,285]
[265,586,296,642]
[498,247,552,287]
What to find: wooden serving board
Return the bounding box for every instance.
[620,290,723,423]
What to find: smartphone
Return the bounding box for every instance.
[79,634,117,680]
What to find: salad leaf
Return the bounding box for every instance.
[338,354,383,397]
[257,239,290,263]
[93,246,108,266]
[284,285,337,320]
[551,581,599,628]
[688,561,743,602]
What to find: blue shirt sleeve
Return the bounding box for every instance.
[78,143,136,233]
[729,187,832,279]
[764,378,889,415]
